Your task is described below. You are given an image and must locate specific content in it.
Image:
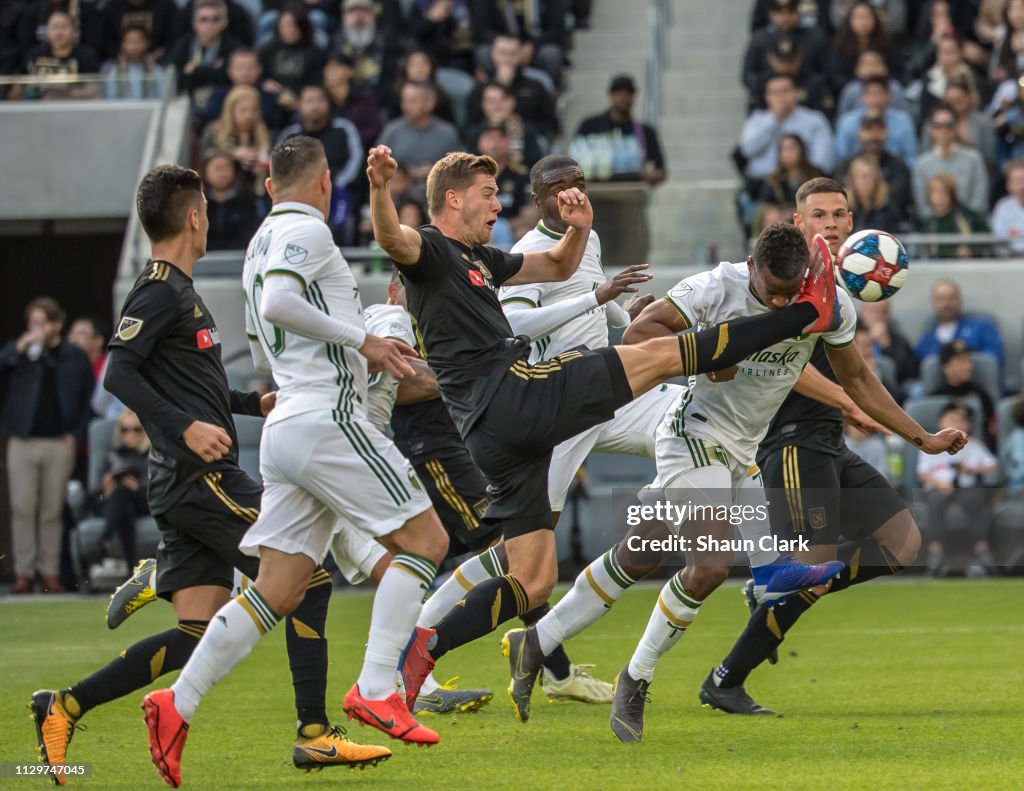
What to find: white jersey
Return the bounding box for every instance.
[661,262,857,466]
[502,221,608,362]
[363,303,415,433]
[243,201,368,427]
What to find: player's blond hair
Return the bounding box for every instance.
[425,152,498,219]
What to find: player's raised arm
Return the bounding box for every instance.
[793,362,889,435]
[367,146,423,265]
[504,188,592,285]
[622,296,689,343]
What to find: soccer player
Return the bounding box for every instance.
[141,137,448,786]
[699,177,938,715]
[29,164,386,785]
[365,143,850,708]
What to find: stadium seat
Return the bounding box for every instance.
[996,395,1021,455]
[991,500,1024,571]
[234,414,265,484]
[920,352,1001,407]
[874,355,899,396]
[436,67,476,130]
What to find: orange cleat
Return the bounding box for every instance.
[141,689,188,788]
[795,233,840,334]
[342,685,439,746]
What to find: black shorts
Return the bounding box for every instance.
[760,445,907,545]
[413,448,500,556]
[463,347,633,540]
[153,467,262,601]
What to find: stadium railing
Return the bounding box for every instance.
[746,232,1014,259]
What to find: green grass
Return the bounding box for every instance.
[2,580,1022,790]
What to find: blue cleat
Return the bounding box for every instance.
[750,556,843,605]
[742,579,778,665]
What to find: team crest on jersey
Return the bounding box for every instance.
[668,282,693,300]
[115,316,144,341]
[284,244,308,265]
[388,321,407,336]
[193,304,203,319]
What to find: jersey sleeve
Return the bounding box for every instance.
[499,281,545,308]
[108,280,179,360]
[477,245,524,287]
[399,226,445,283]
[264,219,335,290]
[380,312,416,348]
[822,289,858,348]
[662,268,720,329]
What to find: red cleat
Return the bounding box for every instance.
[795,234,840,334]
[399,627,436,710]
[342,685,439,746]
[142,689,188,788]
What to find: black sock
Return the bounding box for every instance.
[64,620,208,717]
[680,303,817,375]
[429,574,528,660]
[829,540,905,593]
[287,567,331,736]
[522,603,571,681]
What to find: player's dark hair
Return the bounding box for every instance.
[752,222,808,279]
[270,135,327,190]
[25,296,65,325]
[861,75,890,93]
[136,165,204,243]
[425,151,499,218]
[795,176,847,207]
[530,155,581,194]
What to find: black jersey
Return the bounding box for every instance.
[758,339,844,459]
[395,226,527,436]
[107,259,262,514]
[391,397,465,464]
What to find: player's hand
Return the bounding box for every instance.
[623,293,655,321]
[366,145,398,188]
[707,365,738,383]
[360,334,418,379]
[183,421,232,463]
[842,403,891,435]
[921,428,968,455]
[260,391,277,416]
[595,264,652,305]
[557,187,593,230]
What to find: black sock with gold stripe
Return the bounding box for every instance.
[828,540,905,593]
[287,567,332,736]
[429,574,529,661]
[64,620,209,717]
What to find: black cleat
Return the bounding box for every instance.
[698,670,776,715]
[743,579,778,665]
[107,558,157,629]
[609,666,650,743]
[501,628,545,722]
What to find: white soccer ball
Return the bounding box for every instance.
[835,229,910,302]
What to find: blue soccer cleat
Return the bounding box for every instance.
[750,556,843,605]
[742,579,778,665]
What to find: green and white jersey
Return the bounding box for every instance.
[243,201,367,427]
[501,221,607,362]
[363,303,415,433]
[661,261,857,466]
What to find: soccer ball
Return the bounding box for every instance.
[834,229,909,302]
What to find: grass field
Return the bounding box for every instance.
[2,579,1022,790]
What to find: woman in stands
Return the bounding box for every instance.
[917,172,990,258]
[257,3,325,113]
[844,155,907,233]
[198,84,272,199]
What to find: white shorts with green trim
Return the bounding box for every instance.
[240,412,432,562]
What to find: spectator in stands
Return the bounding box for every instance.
[993,73,1024,168]
[324,53,382,149]
[831,0,893,87]
[258,3,325,102]
[163,0,239,105]
[100,0,177,60]
[742,0,830,109]
[918,36,978,125]
[476,123,534,245]
[1,297,93,594]
[378,80,462,183]
[386,47,455,123]
[331,0,399,104]
[913,104,990,220]
[97,409,150,569]
[758,133,822,207]
[918,402,997,578]
[751,201,793,236]
[738,73,835,183]
[397,197,426,228]
[831,0,907,35]
[989,0,1024,83]
[101,24,166,98]
[927,340,997,449]
[907,0,986,80]
[256,0,331,51]
[1002,397,1024,495]
[24,10,100,98]
[990,156,1024,252]
[976,0,1010,48]
[471,0,566,90]
[844,155,907,232]
[409,0,475,72]
[858,299,920,383]
[834,113,913,216]
[204,48,282,131]
[917,279,1005,366]
[917,173,990,258]
[575,74,667,187]
[279,84,364,239]
[200,84,271,199]
[468,34,557,139]
[751,0,829,32]
[835,75,917,165]
[67,316,106,387]
[172,0,254,49]
[202,149,260,249]
[836,49,910,117]
[845,422,889,475]
[467,80,544,166]
[942,79,997,170]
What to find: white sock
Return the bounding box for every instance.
[420,672,440,694]
[416,546,502,628]
[535,548,635,656]
[735,515,780,568]
[358,553,437,700]
[172,586,280,721]
[627,574,701,682]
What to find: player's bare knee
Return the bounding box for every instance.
[522,575,555,609]
[385,509,449,565]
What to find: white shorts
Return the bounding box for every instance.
[330,527,390,585]
[548,383,684,510]
[239,413,432,562]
